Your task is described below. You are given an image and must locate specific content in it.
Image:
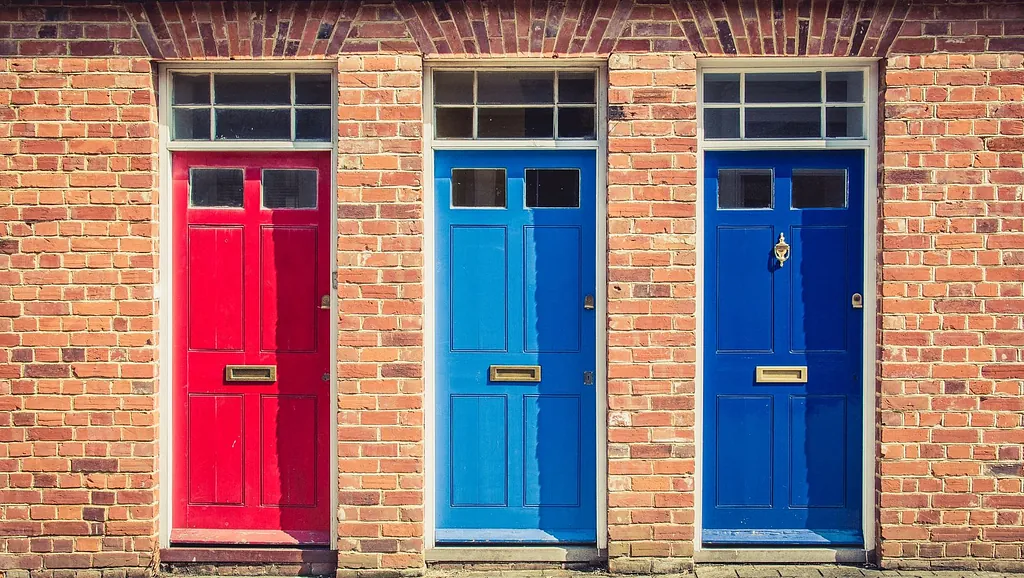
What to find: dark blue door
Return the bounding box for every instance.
[703,150,864,545]
[435,150,597,543]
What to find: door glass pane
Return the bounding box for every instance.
[477,71,554,104]
[704,73,740,103]
[434,71,475,105]
[478,108,554,138]
[451,169,506,208]
[526,169,580,208]
[173,74,211,105]
[436,107,473,138]
[826,71,864,103]
[825,107,864,138]
[718,169,772,209]
[190,168,244,208]
[214,74,290,105]
[745,107,820,139]
[173,109,211,140]
[792,169,847,209]
[263,169,317,209]
[295,108,332,140]
[705,108,740,139]
[745,72,821,103]
[295,74,332,105]
[215,109,291,140]
[558,72,596,103]
[558,107,596,138]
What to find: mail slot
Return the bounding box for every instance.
[755,366,808,383]
[225,365,277,383]
[489,365,541,383]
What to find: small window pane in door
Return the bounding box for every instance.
[263,169,317,209]
[705,108,740,139]
[526,169,580,208]
[190,168,244,208]
[792,169,847,209]
[173,108,211,140]
[173,74,211,105]
[436,107,473,138]
[295,108,332,141]
[745,72,821,103]
[745,107,820,139]
[558,72,596,103]
[434,71,475,105]
[452,169,506,208]
[214,74,290,105]
[826,71,864,103]
[718,169,772,209]
[825,107,864,138]
[477,71,554,104]
[703,73,740,103]
[294,74,332,105]
[558,107,596,138]
[215,109,291,140]
[478,108,554,138]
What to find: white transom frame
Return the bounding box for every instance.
[694,56,879,559]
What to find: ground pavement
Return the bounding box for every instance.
[424,567,1018,578]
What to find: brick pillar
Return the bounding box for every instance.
[335,53,425,577]
[605,52,698,574]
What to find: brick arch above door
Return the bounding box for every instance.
[3,0,1022,59]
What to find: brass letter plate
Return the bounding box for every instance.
[489,365,541,383]
[225,365,277,383]
[755,366,808,384]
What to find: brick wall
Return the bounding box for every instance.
[606,52,697,574]
[0,56,159,576]
[880,50,1024,572]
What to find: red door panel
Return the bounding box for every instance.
[172,152,332,545]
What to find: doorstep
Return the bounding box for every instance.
[159,546,337,565]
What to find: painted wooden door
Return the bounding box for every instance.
[172,152,332,545]
[435,150,597,543]
[703,150,864,546]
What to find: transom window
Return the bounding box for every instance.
[702,70,866,140]
[433,70,598,140]
[171,72,332,142]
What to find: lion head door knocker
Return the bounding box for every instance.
[773,233,791,267]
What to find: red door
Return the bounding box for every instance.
[172,152,332,545]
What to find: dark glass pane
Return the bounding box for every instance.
[718,169,772,209]
[215,109,290,140]
[558,72,596,103]
[172,108,211,140]
[745,72,821,103]
[214,74,290,105]
[263,169,317,209]
[296,108,332,140]
[190,168,244,208]
[295,74,332,105]
[745,107,820,138]
[825,107,864,138]
[526,169,580,208]
[792,169,847,209]
[436,107,473,138]
[173,74,210,105]
[451,169,506,208]
[558,107,596,138]
[477,71,554,104]
[826,71,863,103]
[434,71,475,105]
[704,108,740,139]
[704,73,740,103]
[478,107,554,138]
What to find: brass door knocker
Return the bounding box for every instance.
[774,233,790,267]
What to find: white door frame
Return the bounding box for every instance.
[422,58,609,552]
[693,57,880,557]
[156,61,339,549]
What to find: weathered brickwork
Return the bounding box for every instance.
[0,1,1022,577]
[0,56,159,575]
[880,51,1024,572]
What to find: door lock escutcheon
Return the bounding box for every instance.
[851,293,863,309]
[583,294,595,310]
[320,294,331,309]
[583,371,594,386]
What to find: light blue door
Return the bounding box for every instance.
[435,149,597,543]
[703,150,864,545]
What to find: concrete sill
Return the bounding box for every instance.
[695,548,869,564]
[426,546,604,563]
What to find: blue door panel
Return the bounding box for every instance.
[703,150,864,546]
[436,150,596,544]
